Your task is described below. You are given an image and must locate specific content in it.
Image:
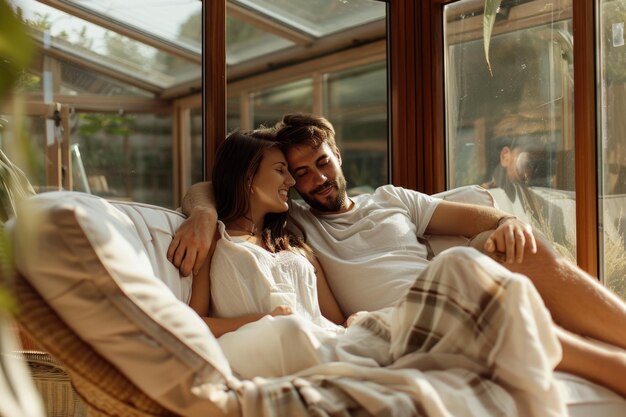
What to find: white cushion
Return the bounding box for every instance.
[433,184,497,208]
[8,191,238,417]
[107,199,193,303]
[556,372,626,417]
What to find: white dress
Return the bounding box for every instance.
[210,222,341,333]
[210,222,346,378]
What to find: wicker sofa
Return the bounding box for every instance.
[5,182,626,416]
[15,275,173,417]
[4,185,487,417]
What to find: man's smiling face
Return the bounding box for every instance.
[285,142,350,213]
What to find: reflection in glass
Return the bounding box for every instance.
[444,0,576,259]
[252,79,313,128]
[325,61,388,192]
[598,0,626,300]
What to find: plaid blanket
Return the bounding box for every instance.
[215,247,567,417]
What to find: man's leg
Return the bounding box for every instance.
[470,231,626,350]
[555,326,626,397]
[389,247,567,415]
[434,243,626,397]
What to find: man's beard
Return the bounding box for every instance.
[301,177,348,213]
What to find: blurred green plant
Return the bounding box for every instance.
[0,1,34,100]
[0,0,35,314]
[0,225,16,314]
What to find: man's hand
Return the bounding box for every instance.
[167,207,217,276]
[484,217,537,264]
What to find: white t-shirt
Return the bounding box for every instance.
[289,184,441,315]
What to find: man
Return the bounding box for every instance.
[169,114,626,397]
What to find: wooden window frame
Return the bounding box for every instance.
[17,102,71,190]
[204,1,226,181]
[173,94,202,207]
[228,40,386,132]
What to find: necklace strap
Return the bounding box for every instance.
[227,219,258,236]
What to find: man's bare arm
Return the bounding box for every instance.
[167,181,218,276]
[426,200,537,264]
[180,181,215,216]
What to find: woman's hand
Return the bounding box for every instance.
[345,311,368,327]
[271,305,293,316]
[484,217,537,264]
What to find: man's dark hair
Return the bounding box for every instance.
[274,113,337,151]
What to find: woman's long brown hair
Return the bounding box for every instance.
[212,129,305,253]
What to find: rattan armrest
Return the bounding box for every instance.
[14,273,178,417]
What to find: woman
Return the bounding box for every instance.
[188,130,567,417]
[190,129,351,378]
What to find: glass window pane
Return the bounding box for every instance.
[233,0,385,37]
[597,0,626,301]
[16,1,200,89]
[252,79,313,128]
[444,0,576,260]
[325,61,388,192]
[227,95,242,134]
[59,0,202,53]
[227,16,294,65]
[74,112,174,208]
[190,107,203,187]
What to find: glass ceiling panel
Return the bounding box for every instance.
[227,15,294,65]
[59,0,202,54]
[232,0,385,37]
[59,60,155,97]
[13,1,200,89]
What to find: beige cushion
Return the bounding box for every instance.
[8,192,238,417]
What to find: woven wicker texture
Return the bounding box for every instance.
[14,274,179,417]
[4,350,86,417]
